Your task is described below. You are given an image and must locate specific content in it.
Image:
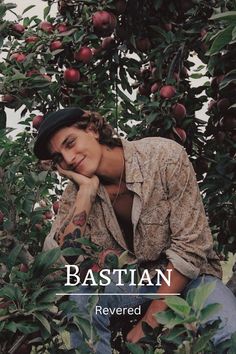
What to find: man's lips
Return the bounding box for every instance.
[74,156,85,170]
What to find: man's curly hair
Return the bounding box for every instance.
[73,111,122,148]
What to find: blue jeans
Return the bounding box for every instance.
[70,275,236,353]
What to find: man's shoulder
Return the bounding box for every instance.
[128,137,184,160]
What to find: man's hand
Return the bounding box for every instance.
[126,312,158,343]
[56,165,99,192]
[127,262,190,344]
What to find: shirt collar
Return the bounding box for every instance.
[121,138,143,183]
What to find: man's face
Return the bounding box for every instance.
[49,125,103,177]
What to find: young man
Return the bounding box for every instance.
[34,107,236,353]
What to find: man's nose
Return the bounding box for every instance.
[63,151,76,169]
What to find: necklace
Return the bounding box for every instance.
[112,158,125,208]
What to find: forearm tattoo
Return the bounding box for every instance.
[72,211,86,226]
[55,210,87,247]
[61,228,81,249]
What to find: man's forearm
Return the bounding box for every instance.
[55,185,96,248]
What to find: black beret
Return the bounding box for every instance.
[33,107,85,160]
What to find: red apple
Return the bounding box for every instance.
[34,223,43,231]
[163,23,172,31]
[160,85,176,99]
[44,211,53,220]
[19,263,29,272]
[26,69,40,77]
[207,99,217,111]
[74,47,93,63]
[151,82,161,93]
[39,21,54,33]
[92,11,117,36]
[50,40,63,51]
[32,115,44,130]
[41,73,52,81]
[25,36,39,43]
[222,114,236,130]
[10,53,26,62]
[135,37,151,52]
[101,37,115,50]
[53,201,60,214]
[11,23,25,34]
[172,103,186,121]
[200,28,207,38]
[56,23,68,33]
[173,127,187,143]
[1,94,15,103]
[0,211,4,225]
[64,68,81,84]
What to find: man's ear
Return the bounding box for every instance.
[85,123,99,139]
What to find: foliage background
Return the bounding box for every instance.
[0,0,236,353]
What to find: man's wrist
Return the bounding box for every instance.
[148,299,167,314]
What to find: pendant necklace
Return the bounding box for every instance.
[112,158,125,207]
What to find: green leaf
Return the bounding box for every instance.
[210,11,236,22]
[32,248,61,276]
[125,342,145,354]
[16,321,39,334]
[74,316,91,339]
[192,330,216,353]
[8,73,29,82]
[207,25,234,55]
[220,69,236,89]
[7,244,23,268]
[61,247,84,257]
[34,312,51,334]
[43,6,51,19]
[165,296,191,317]
[190,281,217,312]
[155,309,175,325]
[87,294,99,315]
[22,5,35,14]
[199,303,222,322]
[5,321,17,333]
[162,327,186,343]
[190,73,204,79]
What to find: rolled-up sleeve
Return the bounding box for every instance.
[165,147,214,279]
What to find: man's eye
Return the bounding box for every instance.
[67,139,75,148]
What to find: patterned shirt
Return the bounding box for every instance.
[43,137,222,280]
